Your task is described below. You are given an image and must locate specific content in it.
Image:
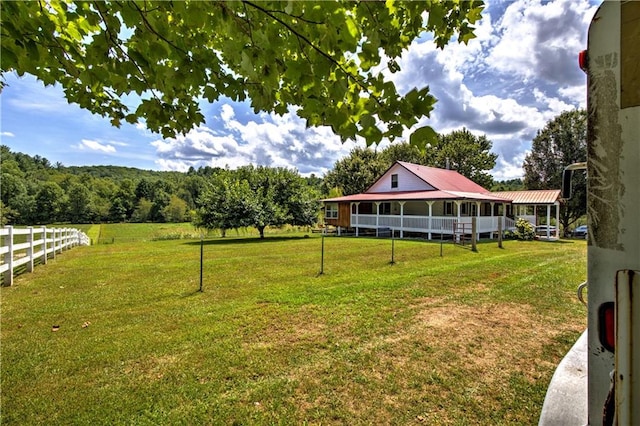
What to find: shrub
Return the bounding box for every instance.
[514,218,536,240]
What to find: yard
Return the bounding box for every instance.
[1,225,587,424]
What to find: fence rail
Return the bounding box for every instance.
[0,226,90,286]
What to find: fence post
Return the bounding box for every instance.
[4,226,14,286]
[498,217,503,249]
[52,228,57,259]
[27,227,34,272]
[43,226,48,264]
[471,217,477,252]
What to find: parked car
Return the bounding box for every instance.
[535,225,557,236]
[573,225,588,238]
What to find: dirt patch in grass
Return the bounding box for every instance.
[273,298,584,423]
[243,305,331,351]
[122,354,178,381]
[412,300,560,376]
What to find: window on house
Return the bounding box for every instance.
[379,202,391,215]
[445,201,454,216]
[461,202,468,216]
[391,174,398,188]
[325,203,338,219]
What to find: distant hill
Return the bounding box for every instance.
[63,165,183,182]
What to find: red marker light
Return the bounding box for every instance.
[579,50,588,73]
[599,302,615,352]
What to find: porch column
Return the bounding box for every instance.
[427,201,434,240]
[355,202,360,237]
[546,204,551,238]
[375,202,381,237]
[454,200,462,242]
[399,201,406,238]
[476,201,481,241]
[555,202,560,238]
[490,202,495,239]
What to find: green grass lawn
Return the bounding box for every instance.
[1,226,587,424]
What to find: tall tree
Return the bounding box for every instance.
[197,166,318,238]
[322,147,386,195]
[431,129,497,189]
[240,166,318,239]
[195,171,255,237]
[523,109,587,231]
[379,142,428,167]
[67,182,96,223]
[34,182,66,224]
[1,1,483,146]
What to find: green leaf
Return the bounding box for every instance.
[410,126,438,151]
[0,0,484,141]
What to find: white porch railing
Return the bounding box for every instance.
[350,214,513,237]
[1,226,90,286]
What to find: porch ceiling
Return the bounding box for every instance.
[323,190,513,203]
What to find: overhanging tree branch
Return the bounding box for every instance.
[242,0,383,107]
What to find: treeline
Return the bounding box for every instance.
[0,146,321,229]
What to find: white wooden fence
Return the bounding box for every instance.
[0,226,90,286]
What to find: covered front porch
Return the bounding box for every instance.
[337,199,515,240]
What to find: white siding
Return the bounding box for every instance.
[367,164,434,193]
[403,201,429,215]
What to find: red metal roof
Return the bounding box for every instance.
[395,161,490,193]
[323,162,514,204]
[490,190,561,205]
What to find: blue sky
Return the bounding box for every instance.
[1,0,599,180]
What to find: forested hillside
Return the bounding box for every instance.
[0,146,321,227]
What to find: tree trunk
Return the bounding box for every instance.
[258,226,265,239]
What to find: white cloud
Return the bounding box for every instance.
[151,109,360,176]
[75,139,117,153]
[492,152,529,181]
[371,0,595,181]
[1,131,15,137]
[220,104,235,122]
[487,0,596,85]
[558,85,587,107]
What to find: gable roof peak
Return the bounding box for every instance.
[393,161,489,193]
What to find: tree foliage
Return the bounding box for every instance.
[523,109,587,231]
[491,178,524,192]
[196,166,319,238]
[431,128,497,189]
[1,146,321,231]
[1,1,483,146]
[322,147,387,196]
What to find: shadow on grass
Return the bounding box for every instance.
[181,289,205,298]
[182,235,314,247]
